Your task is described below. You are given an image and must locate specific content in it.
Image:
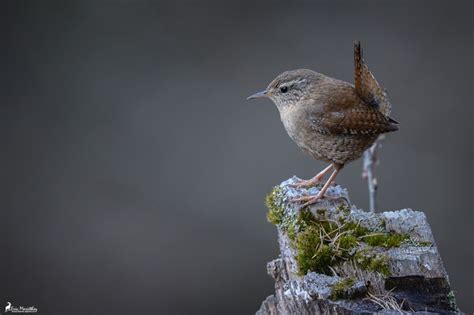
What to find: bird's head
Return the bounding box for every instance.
[247,69,323,110]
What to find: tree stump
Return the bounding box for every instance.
[257,177,459,314]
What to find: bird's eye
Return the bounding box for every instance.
[280,86,288,93]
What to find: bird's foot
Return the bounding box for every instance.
[291,193,323,207]
[289,177,322,189]
[290,178,338,189]
[291,194,321,208]
[290,165,335,189]
[291,193,345,207]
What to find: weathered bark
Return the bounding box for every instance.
[257,177,459,314]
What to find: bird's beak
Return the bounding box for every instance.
[247,90,268,100]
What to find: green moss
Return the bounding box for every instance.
[342,220,371,238]
[267,207,283,225]
[401,238,433,247]
[316,208,327,217]
[287,208,316,242]
[265,187,285,225]
[292,215,396,276]
[330,277,356,300]
[264,187,408,278]
[287,223,297,242]
[354,250,391,276]
[362,232,409,248]
[293,209,351,275]
[447,291,459,312]
[339,234,358,251]
[368,255,391,276]
[295,225,335,275]
[290,212,397,276]
[336,204,350,215]
[415,241,432,247]
[298,207,318,226]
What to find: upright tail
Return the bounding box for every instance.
[353,41,392,117]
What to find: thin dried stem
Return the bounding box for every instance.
[362,135,385,212]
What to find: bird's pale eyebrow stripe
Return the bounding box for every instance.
[281,78,307,87]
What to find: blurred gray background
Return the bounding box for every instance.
[1,1,472,314]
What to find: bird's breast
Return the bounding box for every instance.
[280,107,313,151]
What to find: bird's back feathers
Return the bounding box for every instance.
[305,90,399,136]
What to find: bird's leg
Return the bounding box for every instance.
[292,164,343,207]
[290,164,334,188]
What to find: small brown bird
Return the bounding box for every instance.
[247,42,398,206]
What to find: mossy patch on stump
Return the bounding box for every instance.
[266,187,285,225]
[265,186,411,277]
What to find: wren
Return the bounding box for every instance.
[247,41,399,206]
